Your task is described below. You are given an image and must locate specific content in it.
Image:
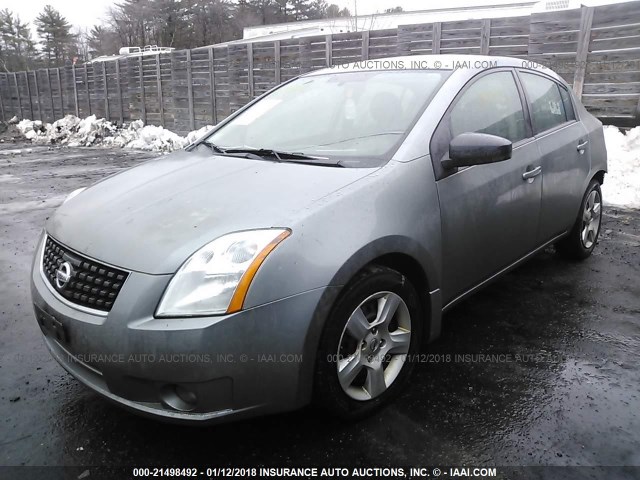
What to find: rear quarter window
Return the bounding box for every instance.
[559,86,576,121]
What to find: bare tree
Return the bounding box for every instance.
[73,27,90,63]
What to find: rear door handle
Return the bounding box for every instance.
[577,140,589,153]
[522,165,542,181]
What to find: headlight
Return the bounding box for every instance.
[156,229,290,317]
[63,187,86,204]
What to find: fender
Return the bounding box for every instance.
[294,236,443,405]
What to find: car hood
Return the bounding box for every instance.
[46,148,377,274]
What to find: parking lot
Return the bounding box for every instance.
[1,143,639,473]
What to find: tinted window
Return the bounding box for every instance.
[450,71,527,143]
[520,72,568,132]
[559,86,576,121]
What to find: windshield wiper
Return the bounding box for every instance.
[221,147,344,167]
[203,142,227,154]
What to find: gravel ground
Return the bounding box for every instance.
[0,143,639,477]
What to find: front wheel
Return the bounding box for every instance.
[556,179,603,260]
[314,265,423,419]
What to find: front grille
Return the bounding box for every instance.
[42,235,129,313]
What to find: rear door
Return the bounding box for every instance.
[516,70,590,242]
[431,69,543,305]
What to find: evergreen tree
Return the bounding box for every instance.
[0,9,37,71]
[87,25,120,58]
[35,5,75,67]
[237,0,329,26]
[289,0,327,21]
[326,4,351,18]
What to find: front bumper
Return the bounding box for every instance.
[30,236,335,425]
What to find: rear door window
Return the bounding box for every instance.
[520,72,570,133]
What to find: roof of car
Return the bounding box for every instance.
[305,54,563,83]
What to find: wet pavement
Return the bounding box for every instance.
[0,143,639,473]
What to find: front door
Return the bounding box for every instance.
[433,70,543,305]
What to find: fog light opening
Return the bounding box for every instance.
[160,384,198,412]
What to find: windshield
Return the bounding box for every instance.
[201,70,450,167]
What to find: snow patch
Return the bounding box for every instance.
[16,115,214,153]
[103,121,186,152]
[602,126,640,209]
[0,149,23,156]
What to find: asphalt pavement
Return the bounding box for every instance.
[0,143,639,477]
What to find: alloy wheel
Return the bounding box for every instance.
[336,291,411,401]
[581,189,602,249]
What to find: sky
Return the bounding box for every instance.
[0,0,116,30]
[0,0,631,33]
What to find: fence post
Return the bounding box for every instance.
[155,54,164,127]
[34,71,42,121]
[573,6,594,99]
[362,30,370,60]
[247,43,255,99]
[84,65,91,115]
[56,68,63,116]
[72,65,79,116]
[480,19,491,55]
[274,41,282,84]
[24,71,33,119]
[325,34,332,67]
[0,77,5,121]
[432,22,442,54]
[47,69,54,120]
[5,74,10,117]
[115,60,123,123]
[186,50,195,130]
[13,73,23,119]
[138,57,146,124]
[208,47,217,124]
[102,63,110,121]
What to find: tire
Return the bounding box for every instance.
[556,179,603,260]
[314,264,423,419]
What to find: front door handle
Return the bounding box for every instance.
[522,165,542,181]
[577,140,589,153]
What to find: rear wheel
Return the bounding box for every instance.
[314,265,422,419]
[556,179,603,260]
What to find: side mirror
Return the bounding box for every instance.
[441,132,512,169]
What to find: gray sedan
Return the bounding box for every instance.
[31,55,607,424]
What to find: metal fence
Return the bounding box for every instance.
[1,1,640,133]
